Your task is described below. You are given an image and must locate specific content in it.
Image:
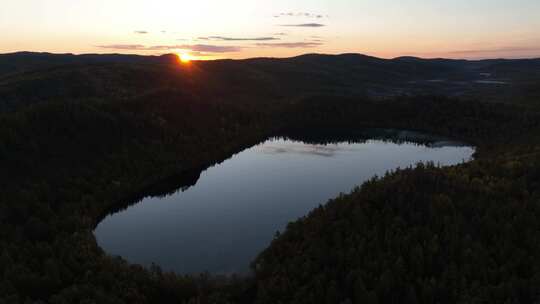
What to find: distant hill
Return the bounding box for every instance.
[0,52,539,112]
[0,52,177,77]
[2,51,539,78]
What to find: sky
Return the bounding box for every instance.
[1,0,540,60]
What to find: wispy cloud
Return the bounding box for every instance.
[309,36,324,42]
[97,44,243,53]
[255,42,323,48]
[279,23,326,28]
[186,44,243,53]
[134,30,148,34]
[274,32,288,36]
[274,12,327,19]
[97,44,159,50]
[198,36,279,41]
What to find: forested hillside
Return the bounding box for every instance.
[2,52,540,111]
[1,53,540,303]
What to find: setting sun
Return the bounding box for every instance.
[179,53,192,63]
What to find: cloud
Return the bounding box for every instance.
[274,12,327,19]
[186,44,243,53]
[275,12,294,17]
[274,32,288,36]
[255,42,323,48]
[134,30,148,34]
[98,44,151,50]
[279,23,326,27]
[97,44,242,53]
[198,36,280,41]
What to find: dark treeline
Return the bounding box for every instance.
[2,57,540,303]
[253,160,540,303]
[278,127,459,148]
[285,95,540,150]
[0,88,274,303]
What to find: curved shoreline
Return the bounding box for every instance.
[94,131,475,274]
[3,95,538,302]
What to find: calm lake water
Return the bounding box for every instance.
[95,133,474,275]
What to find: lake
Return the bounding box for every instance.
[95,131,474,275]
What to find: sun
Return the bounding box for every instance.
[179,53,193,63]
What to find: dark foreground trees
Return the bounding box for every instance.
[253,160,540,303]
[1,60,540,303]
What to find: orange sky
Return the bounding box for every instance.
[1,0,540,60]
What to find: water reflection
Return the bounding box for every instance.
[95,132,474,275]
[259,142,355,157]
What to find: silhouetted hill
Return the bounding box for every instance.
[0,52,539,112]
[2,51,537,80]
[0,52,176,77]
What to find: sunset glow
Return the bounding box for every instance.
[1,0,539,59]
[179,53,193,63]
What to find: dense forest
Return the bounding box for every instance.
[1,53,540,303]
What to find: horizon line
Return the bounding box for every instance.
[2,50,540,62]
